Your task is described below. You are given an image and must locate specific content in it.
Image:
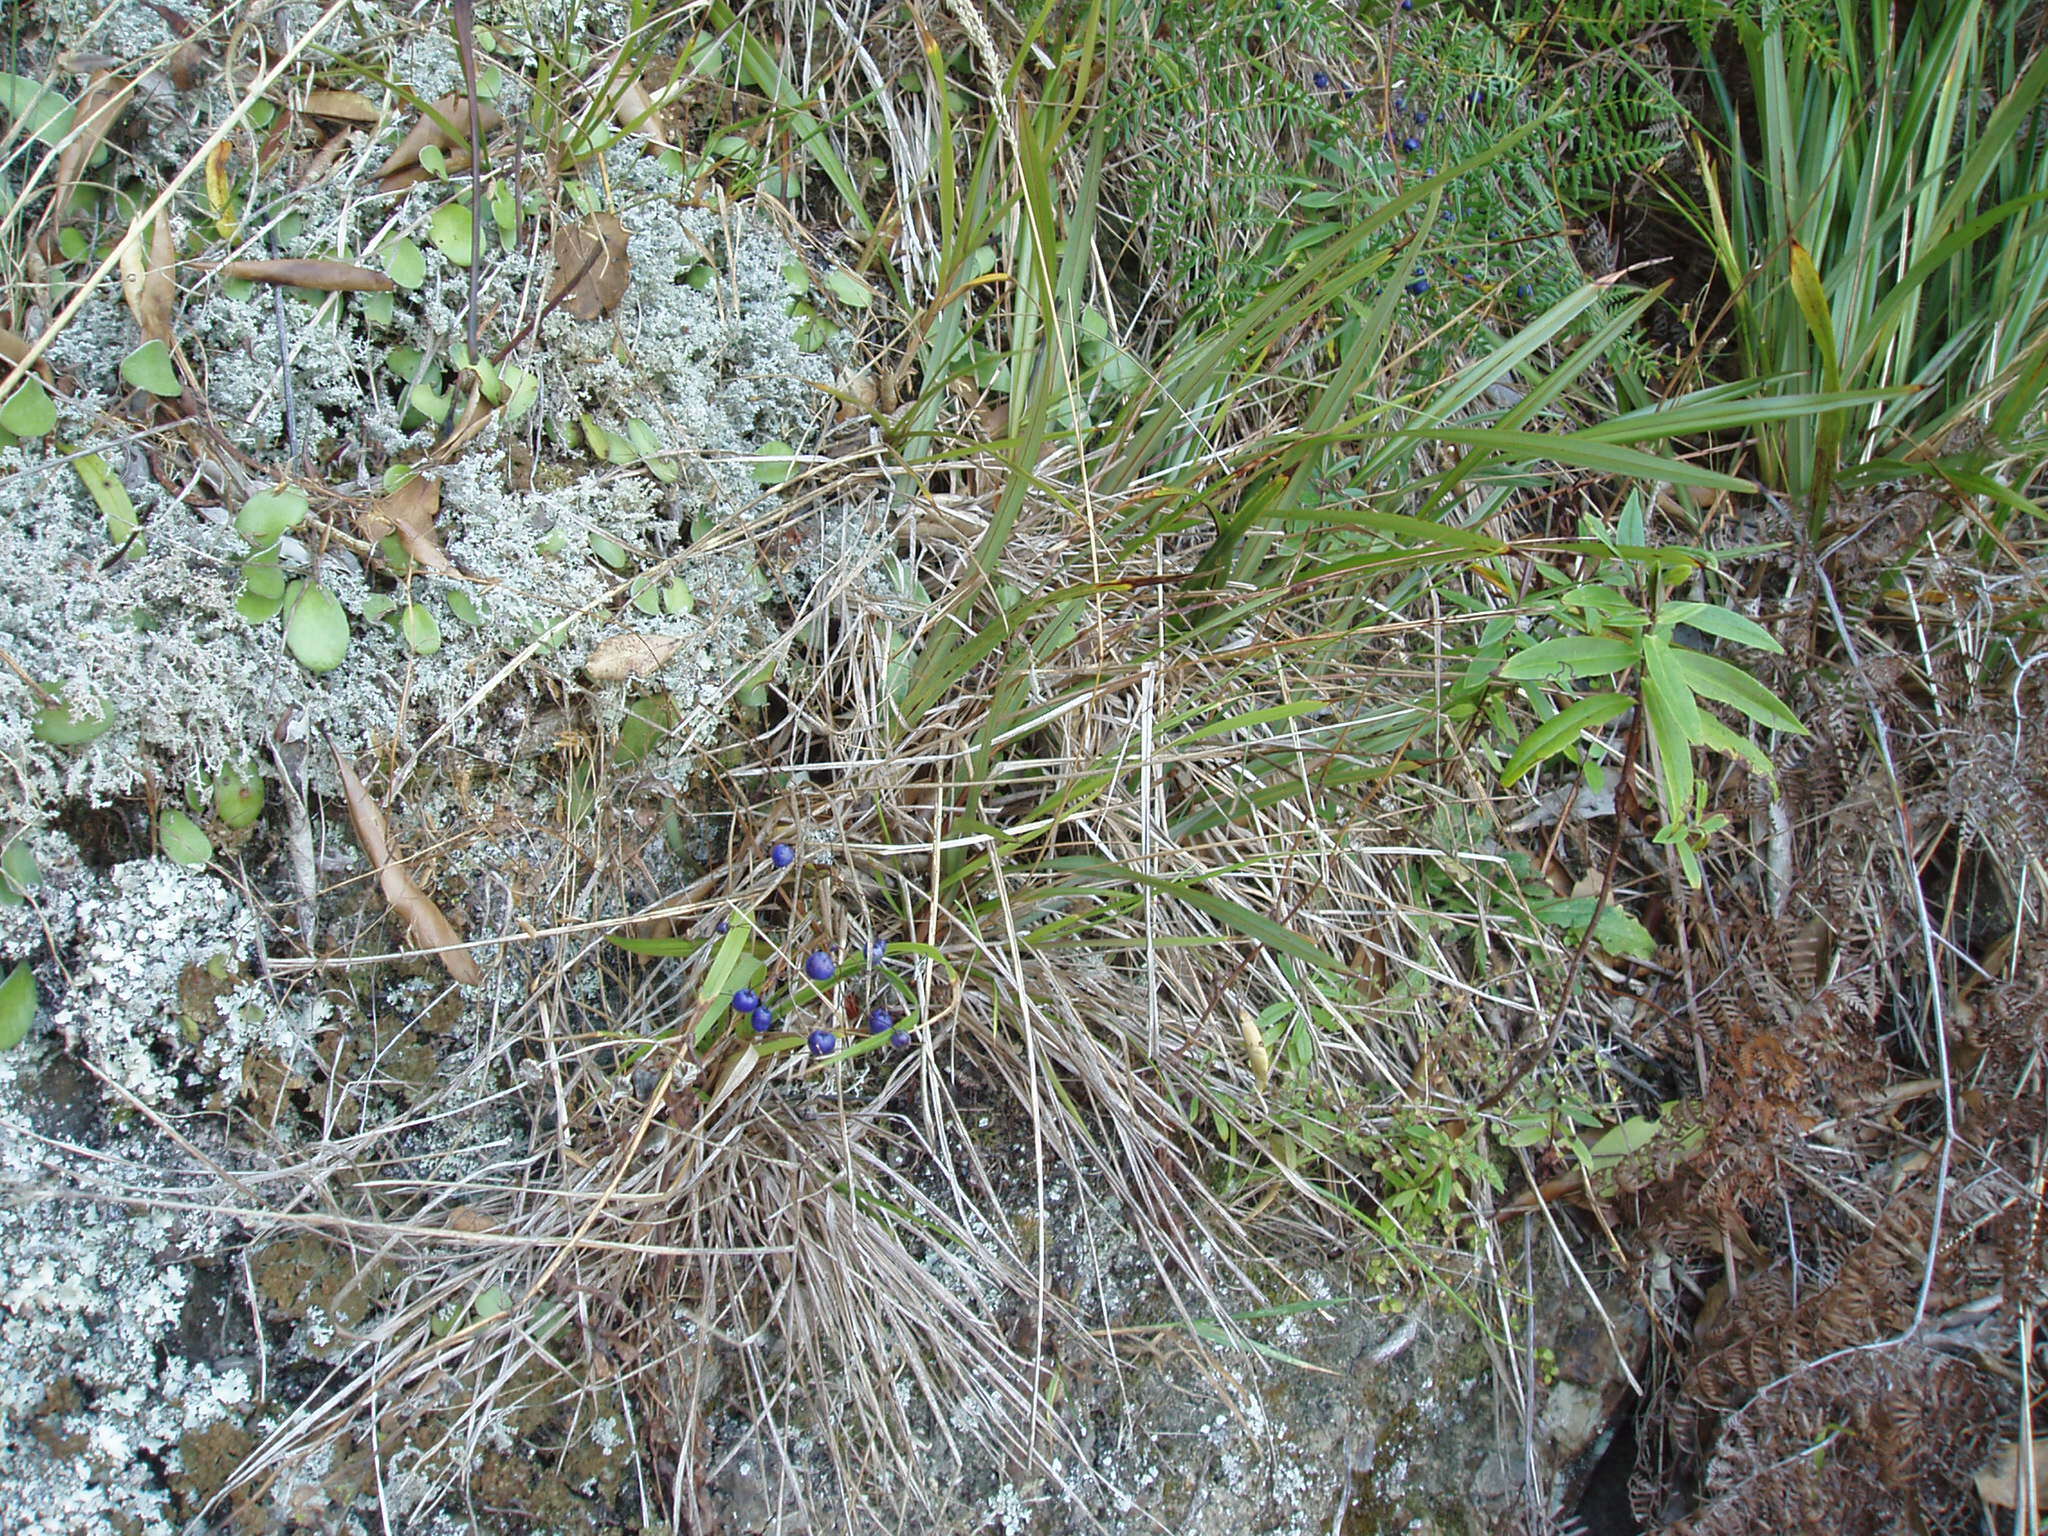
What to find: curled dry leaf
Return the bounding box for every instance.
[223,258,396,293]
[585,631,683,681]
[51,71,130,223]
[376,91,503,179]
[301,88,380,122]
[118,213,177,346]
[329,745,484,986]
[359,472,459,576]
[546,212,632,321]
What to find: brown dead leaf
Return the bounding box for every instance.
[585,631,683,681]
[329,745,485,986]
[1975,1438,2048,1509]
[301,88,380,122]
[375,91,503,179]
[0,327,39,372]
[51,72,130,223]
[358,472,459,576]
[441,1206,495,1234]
[119,214,176,345]
[223,258,396,293]
[546,213,632,321]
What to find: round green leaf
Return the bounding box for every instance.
[0,72,74,145]
[381,236,427,290]
[0,961,36,1050]
[32,691,114,746]
[429,200,476,266]
[752,441,796,485]
[398,602,442,655]
[283,580,350,673]
[0,838,42,906]
[159,809,213,867]
[445,587,482,627]
[120,339,182,397]
[236,487,309,545]
[213,762,266,829]
[822,268,873,308]
[0,376,57,439]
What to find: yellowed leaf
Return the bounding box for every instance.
[701,1043,761,1120]
[329,745,484,986]
[359,472,459,576]
[546,213,632,322]
[375,91,502,179]
[223,258,396,293]
[585,631,682,682]
[205,140,236,238]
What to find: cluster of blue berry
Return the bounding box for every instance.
[726,841,916,1060]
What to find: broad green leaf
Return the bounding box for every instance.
[429,200,476,266]
[1531,896,1657,961]
[1498,636,1639,682]
[1577,1113,1666,1172]
[120,340,181,397]
[0,377,57,438]
[213,762,265,829]
[1669,648,1806,735]
[32,692,114,746]
[398,603,442,655]
[236,487,309,545]
[381,236,426,290]
[752,441,796,485]
[1500,692,1634,787]
[822,268,873,308]
[0,839,41,906]
[159,809,213,866]
[1657,601,1783,655]
[0,72,73,144]
[0,962,35,1050]
[283,581,350,673]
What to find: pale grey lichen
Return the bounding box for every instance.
[49,859,258,1106]
[0,1041,247,1536]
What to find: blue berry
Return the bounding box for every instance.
[770,842,795,869]
[892,1028,916,1049]
[868,1008,896,1035]
[807,1029,837,1056]
[865,938,889,965]
[1516,283,1533,298]
[751,1006,775,1031]
[732,988,760,1014]
[1313,71,1330,90]
[1413,108,1429,124]
[1402,136,1422,153]
[1406,277,1431,295]
[803,950,836,983]
[1394,95,1405,109]
[714,918,730,934]
[1400,1,1414,9]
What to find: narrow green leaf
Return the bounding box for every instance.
[73,452,142,551]
[1638,638,1698,815]
[1669,648,1807,735]
[1498,636,1639,682]
[1656,601,1783,654]
[1500,693,1634,787]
